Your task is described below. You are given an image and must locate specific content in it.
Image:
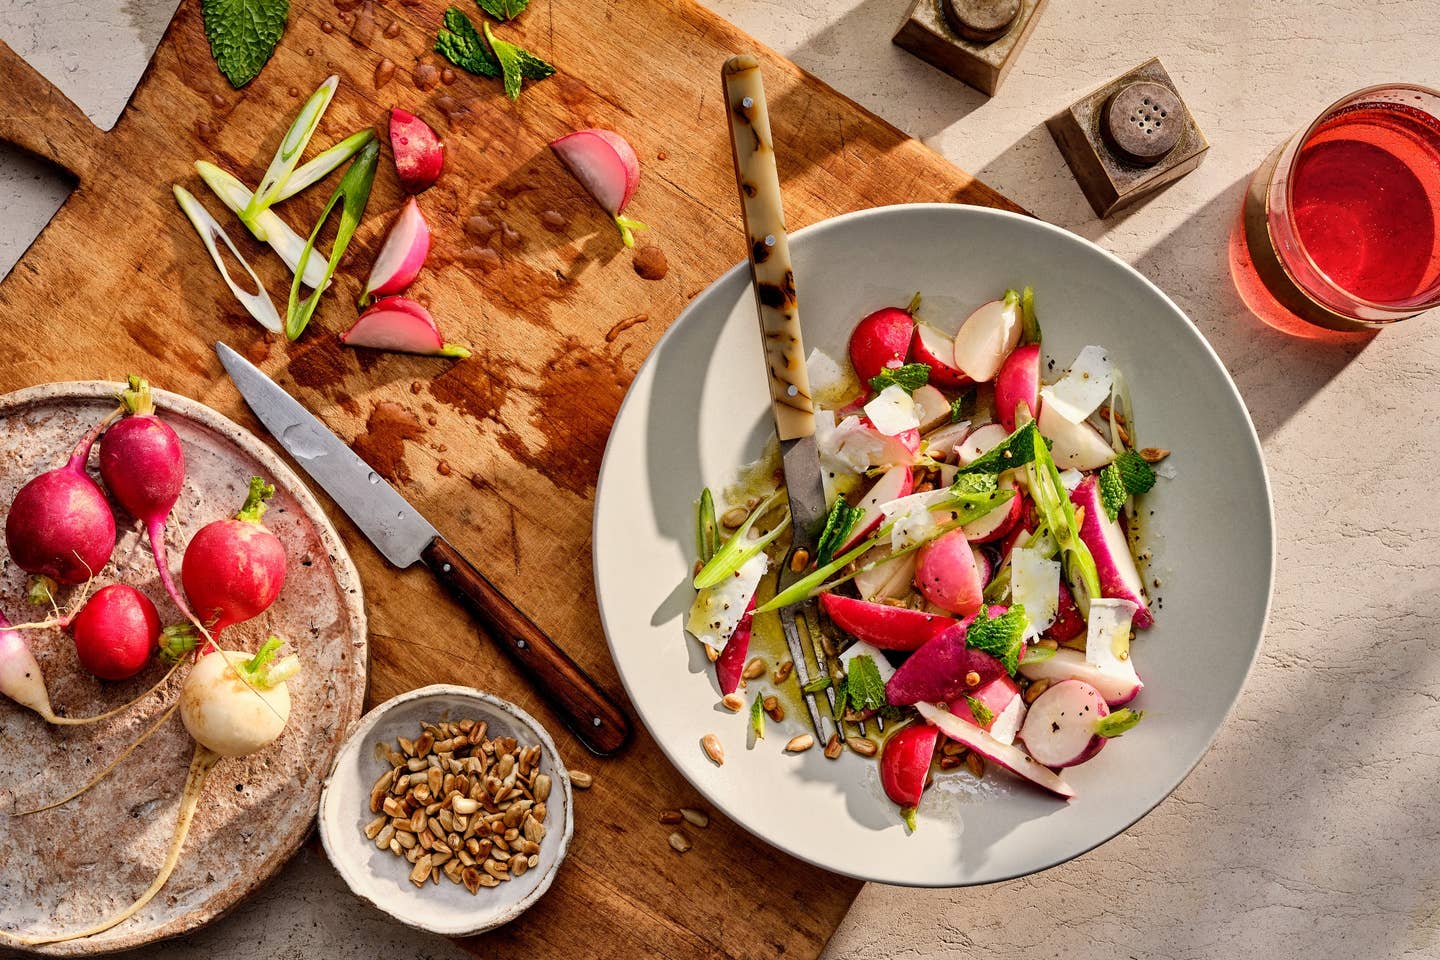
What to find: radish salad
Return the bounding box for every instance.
[686,289,1167,829]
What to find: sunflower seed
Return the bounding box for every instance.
[824,734,843,759]
[363,815,386,840]
[784,734,815,753]
[1023,678,1051,704]
[679,807,709,828]
[668,831,692,853]
[533,774,551,802]
[721,693,745,712]
[701,733,724,766]
[742,657,767,680]
[965,752,985,778]
[846,736,878,757]
[772,659,794,684]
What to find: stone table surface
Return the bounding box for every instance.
[2,1,1438,958]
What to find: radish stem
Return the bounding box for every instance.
[5,745,220,945]
[18,699,182,814]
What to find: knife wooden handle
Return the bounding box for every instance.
[723,54,816,442]
[422,538,632,756]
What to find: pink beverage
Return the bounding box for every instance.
[1240,85,1440,331]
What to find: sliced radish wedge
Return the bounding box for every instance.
[911,384,952,433]
[852,547,918,600]
[958,472,1023,544]
[361,197,430,306]
[950,674,1026,745]
[952,298,1022,383]
[1018,679,1112,767]
[1018,647,1143,706]
[994,343,1041,433]
[340,297,470,357]
[550,128,646,246]
[957,422,1010,465]
[1038,400,1115,471]
[881,724,939,827]
[1071,476,1152,625]
[820,593,955,651]
[920,420,971,463]
[910,322,970,388]
[917,701,1075,799]
[915,528,984,615]
[837,466,913,553]
[390,109,445,194]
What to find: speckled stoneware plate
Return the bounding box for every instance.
[0,382,367,953]
[318,685,572,937]
[594,204,1274,886]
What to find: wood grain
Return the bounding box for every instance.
[0,0,1020,955]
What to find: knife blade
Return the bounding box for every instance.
[723,56,837,738]
[217,342,631,756]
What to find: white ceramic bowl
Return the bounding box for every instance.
[593,204,1274,886]
[318,685,573,935]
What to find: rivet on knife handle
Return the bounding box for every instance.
[421,538,632,757]
[723,54,816,443]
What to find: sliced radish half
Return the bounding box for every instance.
[361,197,430,306]
[994,342,1041,433]
[917,702,1075,799]
[340,297,470,357]
[1038,400,1116,471]
[912,384,952,433]
[910,322,970,388]
[551,128,645,246]
[837,466,913,552]
[957,422,1010,466]
[952,297,1022,383]
[1018,647,1143,706]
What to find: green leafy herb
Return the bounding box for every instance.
[477,0,531,19]
[1095,708,1144,738]
[950,473,998,496]
[868,363,930,394]
[285,139,380,340]
[1098,450,1157,521]
[696,489,719,565]
[484,21,555,100]
[966,695,994,727]
[436,7,501,77]
[952,420,1044,477]
[963,605,1030,676]
[950,394,967,423]
[693,489,790,589]
[842,655,887,715]
[202,0,289,88]
[815,498,861,567]
[801,676,833,695]
[749,694,765,740]
[1020,285,1041,345]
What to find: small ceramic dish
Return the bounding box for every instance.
[318,685,573,937]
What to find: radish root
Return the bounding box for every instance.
[19,699,182,814]
[41,656,183,726]
[4,744,219,945]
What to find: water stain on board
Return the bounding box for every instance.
[352,401,425,484]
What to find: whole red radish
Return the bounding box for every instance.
[880,723,939,829]
[98,375,192,621]
[6,410,117,588]
[389,109,444,194]
[848,306,914,383]
[70,584,161,681]
[182,477,287,638]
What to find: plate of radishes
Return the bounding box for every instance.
[594,203,1273,886]
[0,380,366,952]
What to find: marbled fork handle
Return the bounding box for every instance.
[722,54,816,442]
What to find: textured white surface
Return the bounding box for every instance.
[3,0,1439,957]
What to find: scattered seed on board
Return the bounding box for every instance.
[784,734,815,753]
[742,657,767,680]
[570,770,594,789]
[659,810,683,825]
[701,733,724,766]
[680,807,709,828]
[668,831,692,853]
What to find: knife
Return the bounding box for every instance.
[217,342,631,757]
[722,56,837,738]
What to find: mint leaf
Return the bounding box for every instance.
[1098,450,1156,521]
[869,363,930,394]
[477,0,531,19]
[484,21,554,100]
[966,695,994,727]
[202,0,289,88]
[950,473,998,496]
[1095,708,1144,738]
[815,498,861,567]
[436,7,500,78]
[843,655,887,714]
[953,420,1043,476]
[950,394,967,423]
[963,605,1029,676]
[1113,450,1157,495]
[801,675,832,694]
[750,694,765,740]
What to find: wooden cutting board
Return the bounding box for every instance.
[0,0,1021,956]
